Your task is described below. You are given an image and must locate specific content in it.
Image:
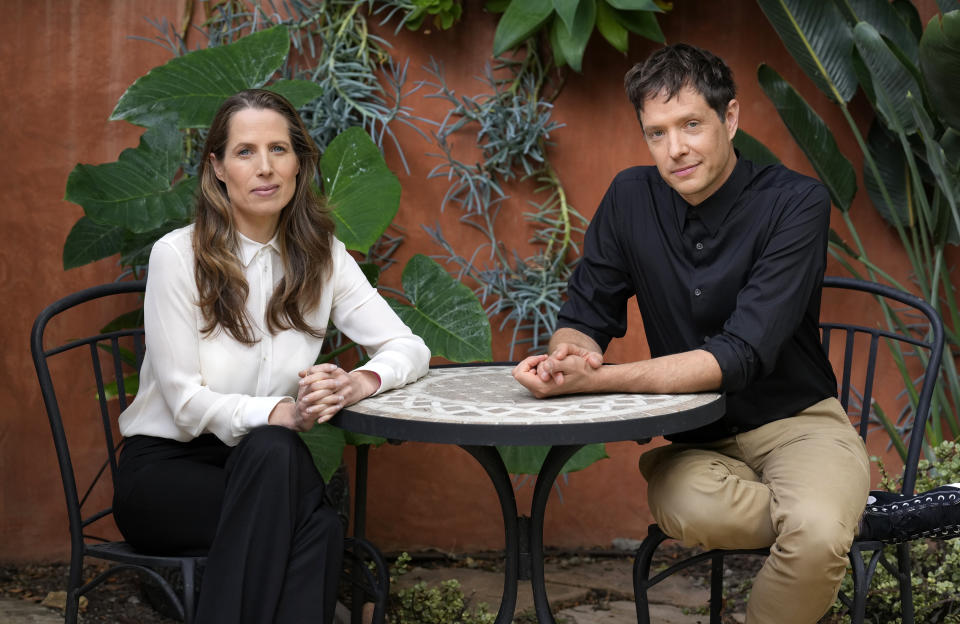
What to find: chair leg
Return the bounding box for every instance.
[633,525,670,624]
[848,547,869,624]
[181,560,198,624]
[710,552,724,624]
[65,551,83,624]
[896,542,914,624]
[65,591,80,624]
[344,537,389,624]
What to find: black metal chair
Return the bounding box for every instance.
[633,276,945,624]
[31,280,390,623]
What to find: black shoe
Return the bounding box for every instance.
[859,483,960,543]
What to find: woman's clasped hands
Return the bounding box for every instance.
[269,363,380,431]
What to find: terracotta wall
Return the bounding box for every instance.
[0,0,945,562]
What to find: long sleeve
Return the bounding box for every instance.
[556,185,636,351]
[701,183,831,392]
[327,241,430,392]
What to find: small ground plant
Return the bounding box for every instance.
[388,552,496,624]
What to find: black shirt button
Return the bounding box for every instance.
[696,242,704,250]
[694,288,702,297]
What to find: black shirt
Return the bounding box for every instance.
[557,156,838,443]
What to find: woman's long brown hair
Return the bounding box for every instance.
[193,89,335,344]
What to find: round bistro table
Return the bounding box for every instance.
[331,364,725,624]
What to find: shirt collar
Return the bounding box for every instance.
[674,151,753,237]
[236,231,281,267]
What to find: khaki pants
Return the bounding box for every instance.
[639,398,870,624]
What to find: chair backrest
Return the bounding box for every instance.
[819,277,944,497]
[31,280,147,547]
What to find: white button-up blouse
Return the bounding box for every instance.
[118,225,430,446]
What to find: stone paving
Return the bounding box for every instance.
[0,597,62,623]
[0,555,743,623]
[392,556,743,623]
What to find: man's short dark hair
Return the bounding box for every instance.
[624,43,736,124]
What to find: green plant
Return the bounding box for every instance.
[388,552,496,624]
[393,579,496,624]
[828,441,960,622]
[406,0,463,30]
[488,0,668,72]
[63,8,492,479]
[755,1,960,455]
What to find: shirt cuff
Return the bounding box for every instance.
[555,319,613,352]
[702,335,758,393]
[241,396,292,433]
[357,361,393,395]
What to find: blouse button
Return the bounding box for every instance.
[695,242,704,250]
[694,288,702,297]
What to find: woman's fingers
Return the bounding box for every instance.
[296,365,363,424]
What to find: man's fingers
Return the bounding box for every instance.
[514,354,546,375]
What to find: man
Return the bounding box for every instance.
[513,44,870,623]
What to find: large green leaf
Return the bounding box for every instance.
[63,217,124,269]
[611,7,664,42]
[605,0,660,10]
[320,127,401,252]
[908,93,960,243]
[300,423,346,482]
[853,21,923,135]
[111,26,290,128]
[65,121,197,233]
[756,0,858,103]
[485,0,511,12]
[548,15,568,66]
[388,254,492,363]
[552,0,596,71]
[943,129,960,174]
[552,0,579,31]
[266,79,324,108]
[342,430,387,447]
[758,64,857,211]
[937,0,960,15]
[733,129,781,167]
[892,0,924,39]
[101,308,145,333]
[497,443,608,475]
[595,1,629,53]
[919,11,960,133]
[845,0,919,64]
[119,221,187,269]
[863,121,911,228]
[98,375,140,402]
[492,0,554,55]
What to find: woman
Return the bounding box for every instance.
[114,89,430,623]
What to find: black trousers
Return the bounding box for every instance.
[114,426,344,623]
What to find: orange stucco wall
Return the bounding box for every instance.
[1,0,946,562]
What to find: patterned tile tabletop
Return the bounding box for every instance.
[348,365,722,426]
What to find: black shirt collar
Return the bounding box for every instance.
[675,151,753,237]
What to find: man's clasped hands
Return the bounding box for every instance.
[512,342,605,398]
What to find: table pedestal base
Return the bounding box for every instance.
[462,444,583,624]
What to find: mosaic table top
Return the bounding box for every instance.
[333,365,724,446]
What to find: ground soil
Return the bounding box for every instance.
[0,561,177,623]
[0,545,769,623]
